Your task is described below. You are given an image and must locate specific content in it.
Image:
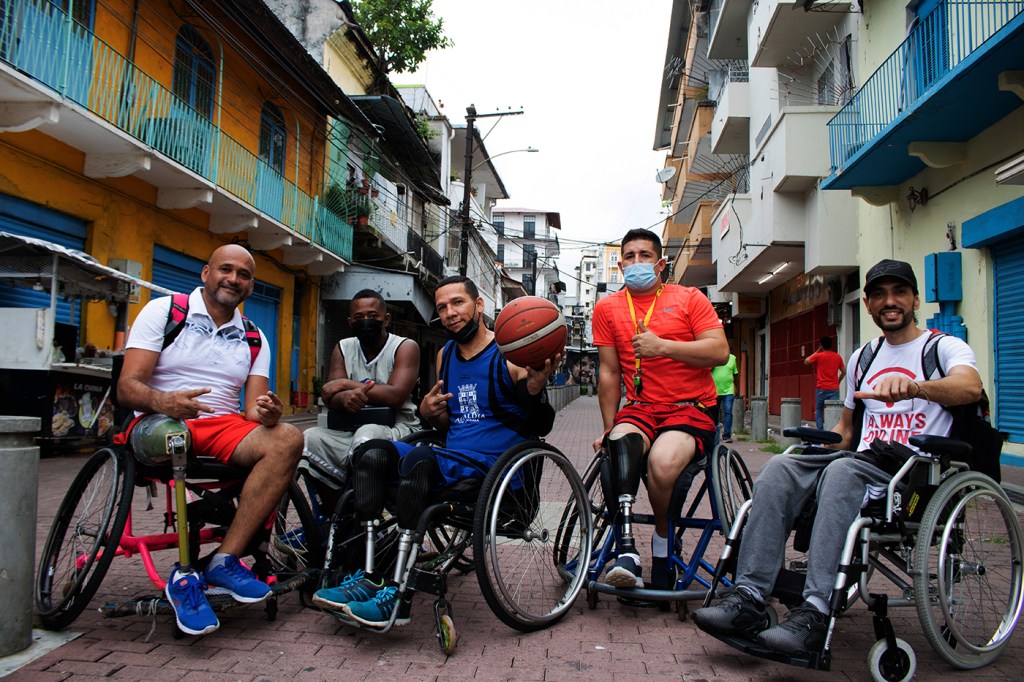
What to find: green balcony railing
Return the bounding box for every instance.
[827,0,1023,176]
[0,0,351,261]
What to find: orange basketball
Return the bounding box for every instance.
[494,296,567,369]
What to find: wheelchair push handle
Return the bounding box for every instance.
[783,426,842,445]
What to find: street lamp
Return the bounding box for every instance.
[471,147,539,172]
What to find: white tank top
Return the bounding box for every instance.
[339,333,417,427]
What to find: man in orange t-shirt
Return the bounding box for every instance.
[592,228,729,590]
[804,336,846,430]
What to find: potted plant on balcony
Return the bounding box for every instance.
[354,196,374,227]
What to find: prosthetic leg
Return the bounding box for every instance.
[351,440,399,576]
[603,432,647,589]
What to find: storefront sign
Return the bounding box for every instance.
[769,273,829,323]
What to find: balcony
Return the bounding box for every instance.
[761,107,838,193]
[708,0,750,60]
[751,0,848,68]
[824,1,1024,191]
[0,0,350,271]
[711,67,750,155]
[674,201,717,287]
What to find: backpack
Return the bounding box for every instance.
[852,331,1006,482]
[162,293,262,370]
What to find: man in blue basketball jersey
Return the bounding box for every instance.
[312,276,558,626]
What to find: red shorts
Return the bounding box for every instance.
[614,402,716,458]
[116,413,259,463]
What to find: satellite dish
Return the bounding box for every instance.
[656,167,677,183]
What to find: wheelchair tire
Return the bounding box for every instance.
[868,637,916,682]
[269,480,325,578]
[474,442,592,632]
[709,445,753,532]
[36,447,135,630]
[912,471,1024,669]
[554,450,609,584]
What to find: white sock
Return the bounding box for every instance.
[651,532,669,558]
[805,594,829,614]
[208,552,231,570]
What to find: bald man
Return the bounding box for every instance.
[118,244,303,636]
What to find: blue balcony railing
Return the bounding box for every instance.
[827,0,1023,177]
[0,0,351,261]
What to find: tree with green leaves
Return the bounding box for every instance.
[351,0,453,74]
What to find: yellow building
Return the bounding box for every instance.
[0,0,381,410]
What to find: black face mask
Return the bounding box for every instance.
[352,318,384,343]
[447,315,479,344]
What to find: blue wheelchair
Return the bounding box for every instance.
[559,429,753,615]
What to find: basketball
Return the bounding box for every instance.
[494,296,567,369]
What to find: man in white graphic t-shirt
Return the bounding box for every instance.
[694,259,982,657]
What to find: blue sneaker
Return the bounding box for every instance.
[165,566,219,636]
[202,555,271,603]
[311,570,386,612]
[343,585,412,627]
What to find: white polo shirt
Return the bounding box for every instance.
[126,287,271,417]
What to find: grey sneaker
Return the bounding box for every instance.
[757,601,827,655]
[692,587,769,637]
[605,553,643,588]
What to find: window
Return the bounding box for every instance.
[522,274,535,295]
[610,272,619,283]
[523,216,536,239]
[585,261,593,271]
[259,102,286,173]
[523,244,536,267]
[493,218,505,236]
[173,25,215,119]
[610,253,619,263]
[817,61,836,106]
[496,244,504,264]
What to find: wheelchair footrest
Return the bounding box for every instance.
[588,579,709,603]
[704,631,830,671]
[407,567,447,596]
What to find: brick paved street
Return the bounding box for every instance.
[15,396,1024,680]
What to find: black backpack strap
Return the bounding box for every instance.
[851,336,884,450]
[921,331,947,381]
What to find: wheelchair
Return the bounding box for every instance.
[702,426,1024,682]
[559,429,754,614]
[35,418,323,636]
[308,430,593,654]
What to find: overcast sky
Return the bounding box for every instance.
[391,0,673,280]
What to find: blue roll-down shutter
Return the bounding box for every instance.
[994,238,1024,443]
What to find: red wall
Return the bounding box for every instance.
[768,305,836,420]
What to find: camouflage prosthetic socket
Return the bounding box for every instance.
[396,446,441,531]
[351,440,399,522]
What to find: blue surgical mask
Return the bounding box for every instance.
[623,262,659,291]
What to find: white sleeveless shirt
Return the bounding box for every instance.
[339,333,417,427]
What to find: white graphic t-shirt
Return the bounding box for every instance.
[845,332,977,453]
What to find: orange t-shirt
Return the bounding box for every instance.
[808,350,845,390]
[592,284,722,406]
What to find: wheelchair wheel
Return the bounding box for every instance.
[36,448,135,630]
[868,637,916,682]
[474,442,592,632]
[269,480,324,578]
[709,445,752,531]
[912,471,1024,669]
[554,451,609,581]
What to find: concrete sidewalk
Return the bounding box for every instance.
[14,395,1024,680]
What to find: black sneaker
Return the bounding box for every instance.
[757,601,828,655]
[692,586,769,637]
[605,553,643,588]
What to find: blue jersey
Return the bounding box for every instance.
[431,339,533,483]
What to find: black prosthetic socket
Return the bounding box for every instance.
[396,446,441,530]
[351,439,399,521]
[607,432,645,498]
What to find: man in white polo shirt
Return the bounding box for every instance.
[118,244,303,636]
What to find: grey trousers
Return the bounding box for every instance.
[735,452,889,604]
[299,423,417,490]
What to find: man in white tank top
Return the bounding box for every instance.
[299,289,420,498]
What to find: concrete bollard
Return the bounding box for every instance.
[824,400,844,433]
[781,397,802,447]
[0,416,40,658]
[732,396,746,434]
[751,396,768,441]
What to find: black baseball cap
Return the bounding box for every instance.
[864,259,918,294]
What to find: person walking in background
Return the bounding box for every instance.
[711,353,738,443]
[805,336,846,430]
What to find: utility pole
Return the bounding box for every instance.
[458,105,524,276]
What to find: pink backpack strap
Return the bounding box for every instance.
[161,293,190,350]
